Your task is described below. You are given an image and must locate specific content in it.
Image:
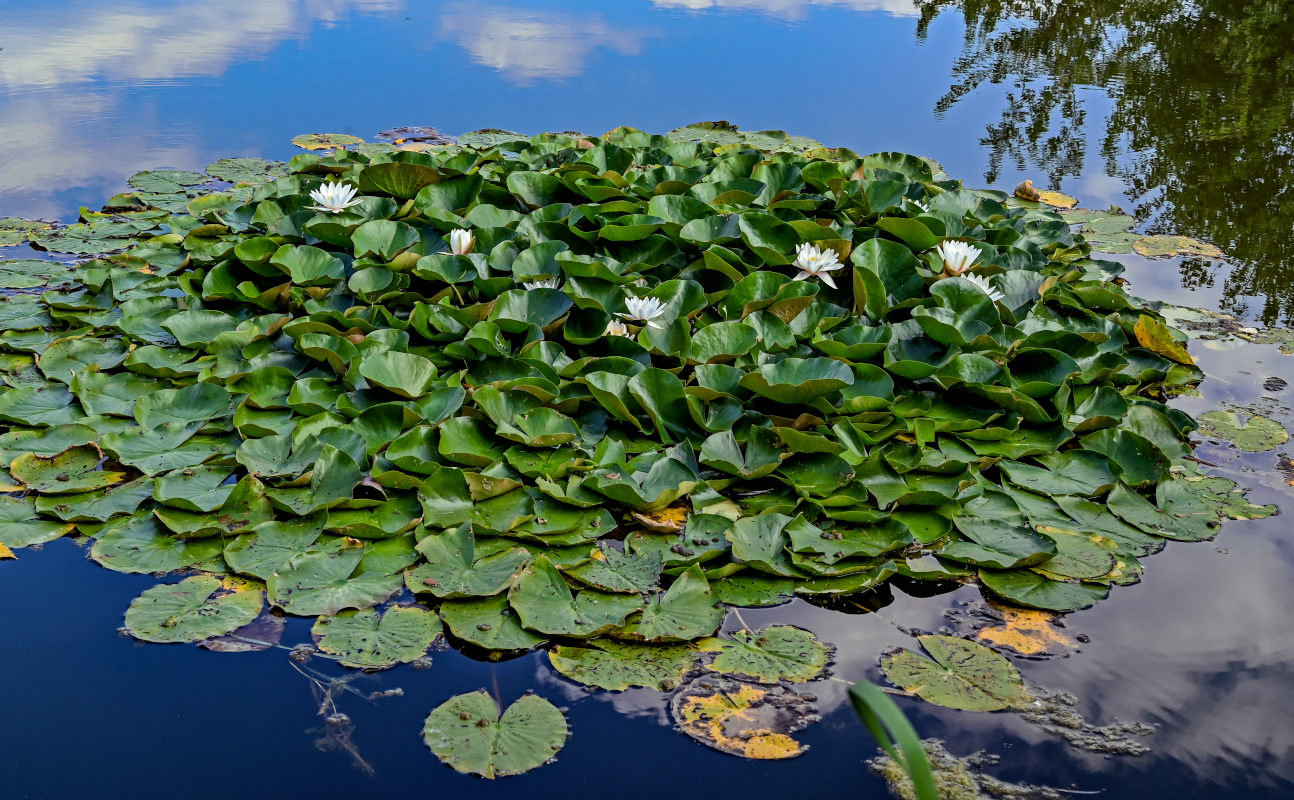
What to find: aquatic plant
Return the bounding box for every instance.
[0,121,1276,776]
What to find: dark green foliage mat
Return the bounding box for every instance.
[0,122,1275,653]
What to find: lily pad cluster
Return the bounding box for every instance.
[0,122,1272,667]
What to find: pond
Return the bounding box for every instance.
[1,2,1292,798]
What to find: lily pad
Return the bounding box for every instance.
[880,634,1025,711]
[698,625,831,683]
[266,540,402,616]
[1133,235,1223,259]
[1195,409,1289,451]
[292,133,365,150]
[312,605,443,669]
[422,691,568,779]
[123,575,263,643]
[439,594,544,652]
[10,445,125,494]
[670,676,816,760]
[549,639,695,691]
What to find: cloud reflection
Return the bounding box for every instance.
[0,0,401,215]
[439,3,658,83]
[650,0,919,19]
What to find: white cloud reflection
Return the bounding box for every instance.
[439,3,658,84]
[0,0,401,215]
[650,0,920,19]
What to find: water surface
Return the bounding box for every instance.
[2,2,1292,797]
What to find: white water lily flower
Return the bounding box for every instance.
[306,181,362,214]
[962,272,1005,303]
[911,199,931,213]
[447,228,475,255]
[621,295,667,329]
[522,278,562,290]
[605,320,631,337]
[936,240,980,276]
[792,243,844,288]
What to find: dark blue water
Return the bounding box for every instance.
[3,2,1293,798]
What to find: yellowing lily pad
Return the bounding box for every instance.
[123,574,264,643]
[291,133,365,151]
[9,445,126,494]
[670,677,817,759]
[1133,235,1223,259]
[1134,314,1194,365]
[1035,190,1078,209]
[974,602,1079,658]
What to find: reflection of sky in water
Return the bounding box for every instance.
[0,1,1291,796]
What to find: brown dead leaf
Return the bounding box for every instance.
[0,543,15,559]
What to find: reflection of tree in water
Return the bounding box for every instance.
[914,0,1294,324]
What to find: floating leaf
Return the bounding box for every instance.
[880,634,1024,711]
[671,677,816,759]
[439,594,544,652]
[266,540,402,616]
[10,445,125,494]
[1133,235,1223,259]
[123,575,263,643]
[422,691,568,779]
[549,639,695,691]
[312,605,442,669]
[292,133,365,150]
[1195,409,1289,451]
[974,603,1079,658]
[698,625,830,683]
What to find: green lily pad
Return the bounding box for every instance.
[507,556,643,638]
[1195,409,1289,451]
[266,540,402,616]
[563,544,663,593]
[312,605,443,669]
[698,625,830,683]
[549,639,696,691]
[613,565,724,642]
[405,525,531,598]
[422,691,568,779]
[439,594,544,652]
[223,514,327,579]
[91,513,225,574]
[978,569,1109,611]
[880,634,1025,711]
[10,445,126,494]
[124,575,263,643]
[0,495,75,548]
